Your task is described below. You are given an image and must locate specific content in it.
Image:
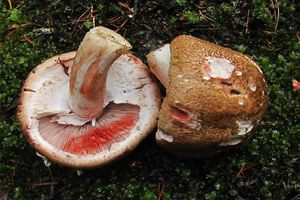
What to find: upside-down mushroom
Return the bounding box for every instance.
[18,26,161,168]
[147,35,268,158]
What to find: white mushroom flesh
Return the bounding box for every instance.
[236,120,254,136]
[203,57,235,80]
[146,44,171,87]
[249,83,257,91]
[218,120,254,146]
[156,129,173,142]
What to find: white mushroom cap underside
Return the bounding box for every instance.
[18,52,160,168]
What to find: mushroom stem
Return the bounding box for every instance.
[69,27,132,119]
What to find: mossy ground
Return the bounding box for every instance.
[0,0,299,199]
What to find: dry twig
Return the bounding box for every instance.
[29,182,58,187]
[118,2,134,13]
[115,18,129,32]
[47,167,54,197]
[157,183,164,200]
[108,16,122,24]
[71,6,97,38]
[236,163,257,177]
[245,9,250,34]
[22,34,33,45]
[271,0,280,32]
[7,0,13,9]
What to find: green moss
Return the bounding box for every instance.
[176,0,187,7]
[183,10,200,23]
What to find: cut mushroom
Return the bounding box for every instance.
[147,35,268,158]
[147,44,170,87]
[18,27,161,168]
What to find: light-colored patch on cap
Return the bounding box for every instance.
[249,83,257,91]
[236,120,253,136]
[239,98,245,105]
[202,74,211,80]
[188,117,202,131]
[174,100,182,105]
[177,74,183,79]
[259,102,264,107]
[203,57,235,80]
[156,129,173,142]
[219,136,244,146]
[236,70,243,76]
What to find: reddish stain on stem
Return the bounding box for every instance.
[79,59,103,97]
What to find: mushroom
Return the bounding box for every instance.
[18,26,161,168]
[147,35,268,158]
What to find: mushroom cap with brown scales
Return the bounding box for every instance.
[147,35,268,158]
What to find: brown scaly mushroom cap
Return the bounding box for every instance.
[147,35,268,158]
[18,27,161,168]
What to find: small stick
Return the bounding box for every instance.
[75,8,91,25]
[29,182,58,187]
[245,9,250,34]
[115,18,129,32]
[118,2,134,13]
[71,7,93,37]
[143,24,152,31]
[23,34,33,45]
[108,16,122,24]
[236,165,245,177]
[91,5,95,28]
[47,167,54,197]
[11,171,15,186]
[157,183,164,200]
[274,0,280,31]
[123,28,128,38]
[5,22,31,39]
[5,29,16,39]
[236,163,257,177]
[7,0,13,9]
